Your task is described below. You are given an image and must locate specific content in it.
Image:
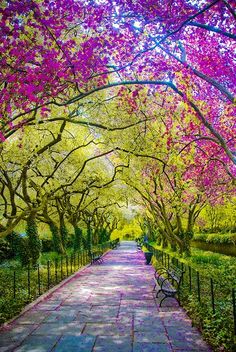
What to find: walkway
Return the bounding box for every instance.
[0,241,211,352]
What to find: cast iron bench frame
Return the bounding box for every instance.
[153,265,184,306]
[111,239,120,249]
[90,251,103,264]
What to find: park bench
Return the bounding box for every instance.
[136,237,143,250]
[153,265,184,306]
[111,239,120,249]
[90,251,103,264]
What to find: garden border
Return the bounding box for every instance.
[0,250,110,329]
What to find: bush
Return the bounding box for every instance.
[207,233,236,245]
[193,233,208,242]
[5,232,22,257]
[0,239,13,262]
[41,238,54,252]
[193,233,236,245]
[73,228,82,251]
[18,237,31,267]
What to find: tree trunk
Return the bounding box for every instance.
[49,222,65,254]
[73,225,82,251]
[59,213,68,249]
[26,213,42,267]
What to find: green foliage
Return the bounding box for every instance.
[26,216,42,267]
[61,225,68,248]
[0,239,13,262]
[152,243,236,351]
[5,232,22,257]
[0,242,110,325]
[185,296,235,351]
[49,223,65,254]
[18,237,31,267]
[99,228,109,243]
[193,233,236,245]
[73,227,82,251]
[41,238,54,252]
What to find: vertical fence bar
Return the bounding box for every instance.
[232,288,236,336]
[60,256,63,280]
[66,256,69,277]
[78,252,80,268]
[13,271,16,299]
[70,254,72,274]
[47,260,50,290]
[189,266,192,292]
[55,259,58,283]
[37,264,41,295]
[167,254,170,269]
[82,251,84,265]
[181,263,184,285]
[210,278,215,314]
[197,271,200,302]
[27,265,31,297]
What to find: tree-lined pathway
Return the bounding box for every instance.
[0,242,211,352]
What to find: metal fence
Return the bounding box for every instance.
[0,241,112,324]
[146,243,236,337]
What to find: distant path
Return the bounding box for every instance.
[0,241,211,351]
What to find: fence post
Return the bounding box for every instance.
[66,256,69,276]
[82,251,84,265]
[55,258,58,283]
[13,271,16,299]
[197,271,200,302]
[210,278,215,314]
[60,256,63,280]
[47,260,50,290]
[189,266,192,292]
[232,288,236,336]
[27,265,31,297]
[181,263,184,284]
[37,264,41,295]
[70,254,73,274]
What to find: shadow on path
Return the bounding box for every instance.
[0,241,211,352]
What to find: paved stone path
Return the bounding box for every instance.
[0,241,211,352]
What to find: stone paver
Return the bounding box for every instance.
[0,241,211,351]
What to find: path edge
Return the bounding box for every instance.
[1,250,111,329]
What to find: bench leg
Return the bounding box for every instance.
[159,295,168,307]
[159,295,180,307]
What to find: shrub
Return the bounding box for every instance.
[193,233,236,245]
[18,237,31,267]
[0,239,13,262]
[5,232,22,257]
[192,233,208,242]
[41,238,54,252]
[73,227,82,251]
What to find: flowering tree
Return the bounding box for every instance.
[0,1,235,166]
[0,0,235,248]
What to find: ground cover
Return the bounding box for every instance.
[0,249,91,325]
[150,242,236,351]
